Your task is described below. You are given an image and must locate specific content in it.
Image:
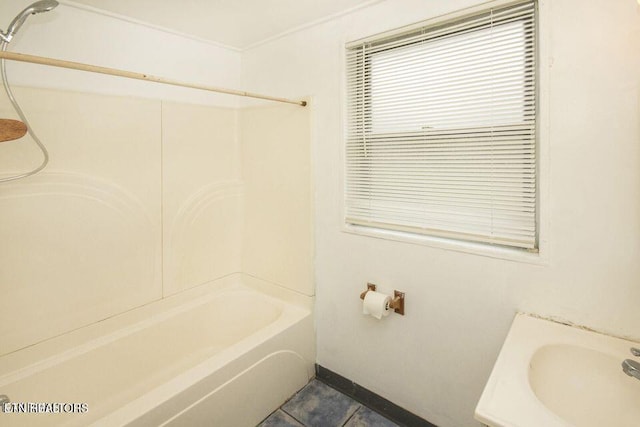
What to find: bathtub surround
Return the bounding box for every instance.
[0,83,312,349]
[0,87,163,355]
[241,104,314,295]
[161,102,242,296]
[0,2,316,424]
[0,85,314,425]
[0,0,247,355]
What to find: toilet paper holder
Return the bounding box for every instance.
[359,283,405,316]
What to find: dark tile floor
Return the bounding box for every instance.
[259,379,400,427]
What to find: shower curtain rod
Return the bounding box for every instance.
[0,51,307,107]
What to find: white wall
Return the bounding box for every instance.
[0,0,242,107]
[242,0,640,426]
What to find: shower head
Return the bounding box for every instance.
[1,1,59,43]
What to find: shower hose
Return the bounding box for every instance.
[0,41,49,183]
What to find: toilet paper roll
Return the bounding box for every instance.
[363,290,391,320]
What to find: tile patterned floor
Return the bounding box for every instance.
[259,380,400,427]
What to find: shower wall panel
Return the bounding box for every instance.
[0,88,244,354]
[240,105,313,296]
[161,102,243,296]
[0,87,162,355]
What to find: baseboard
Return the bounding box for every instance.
[314,364,437,427]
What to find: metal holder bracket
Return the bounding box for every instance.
[389,290,405,315]
[359,283,377,300]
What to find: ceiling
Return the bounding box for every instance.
[67,0,378,50]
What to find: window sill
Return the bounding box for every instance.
[342,224,547,265]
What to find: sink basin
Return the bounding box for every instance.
[529,344,640,427]
[475,314,640,427]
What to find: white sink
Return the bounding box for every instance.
[475,314,640,427]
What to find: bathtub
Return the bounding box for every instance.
[0,274,315,426]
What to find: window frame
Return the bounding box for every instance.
[341,0,548,262]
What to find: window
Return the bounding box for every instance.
[345,0,537,250]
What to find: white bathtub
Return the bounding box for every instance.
[0,274,315,426]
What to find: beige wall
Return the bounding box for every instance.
[240,105,314,296]
[0,87,163,355]
[162,102,242,296]
[241,0,640,426]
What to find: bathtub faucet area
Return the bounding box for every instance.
[622,348,640,380]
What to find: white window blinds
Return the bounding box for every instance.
[345,0,537,250]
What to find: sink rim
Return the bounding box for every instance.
[475,313,640,427]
